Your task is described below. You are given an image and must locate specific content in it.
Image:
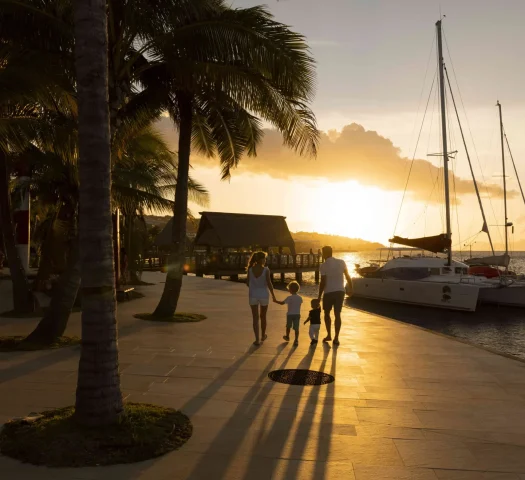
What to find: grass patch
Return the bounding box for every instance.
[0,403,192,467]
[0,336,80,352]
[134,312,207,323]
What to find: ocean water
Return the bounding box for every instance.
[277,251,525,361]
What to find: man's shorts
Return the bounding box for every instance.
[286,314,301,330]
[322,291,345,313]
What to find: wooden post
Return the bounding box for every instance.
[214,274,220,280]
[296,271,302,283]
[230,274,239,281]
[280,272,285,282]
[315,269,320,283]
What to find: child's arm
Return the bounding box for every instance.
[273,299,285,305]
[304,316,311,325]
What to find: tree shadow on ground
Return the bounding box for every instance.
[0,316,152,386]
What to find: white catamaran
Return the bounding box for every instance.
[352,20,525,311]
[352,20,482,311]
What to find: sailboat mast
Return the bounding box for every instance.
[497,101,509,256]
[436,20,452,265]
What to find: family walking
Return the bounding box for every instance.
[246,246,352,346]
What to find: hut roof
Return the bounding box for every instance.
[194,212,295,251]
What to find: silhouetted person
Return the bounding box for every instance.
[317,245,352,345]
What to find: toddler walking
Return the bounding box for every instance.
[304,299,322,345]
[274,281,303,346]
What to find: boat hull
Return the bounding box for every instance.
[351,278,479,311]
[478,285,525,307]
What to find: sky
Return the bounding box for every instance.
[164,0,525,251]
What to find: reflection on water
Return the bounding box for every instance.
[280,250,525,361]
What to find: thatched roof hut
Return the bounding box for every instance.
[194,212,295,253]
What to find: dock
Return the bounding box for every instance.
[143,252,323,282]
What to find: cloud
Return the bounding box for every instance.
[155,119,512,203]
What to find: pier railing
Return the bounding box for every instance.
[143,252,323,276]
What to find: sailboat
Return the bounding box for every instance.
[470,102,525,307]
[352,20,482,311]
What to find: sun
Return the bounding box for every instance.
[299,180,403,244]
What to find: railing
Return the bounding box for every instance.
[142,252,323,274]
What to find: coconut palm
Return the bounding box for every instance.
[72,0,123,426]
[149,3,319,317]
[25,123,208,344]
[0,0,76,314]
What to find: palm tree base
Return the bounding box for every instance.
[0,403,192,467]
[134,312,206,323]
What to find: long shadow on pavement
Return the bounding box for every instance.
[236,344,321,479]
[181,343,299,480]
[0,316,151,386]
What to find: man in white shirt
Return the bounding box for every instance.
[317,246,352,345]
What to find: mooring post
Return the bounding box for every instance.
[315,269,320,283]
[296,271,302,283]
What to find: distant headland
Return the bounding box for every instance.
[143,215,385,252]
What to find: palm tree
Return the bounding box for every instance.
[25,123,208,344]
[73,0,122,426]
[151,3,319,317]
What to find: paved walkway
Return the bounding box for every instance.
[2,273,525,479]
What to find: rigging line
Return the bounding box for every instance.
[504,131,525,207]
[442,28,501,244]
[399,174,440,237]
[408,33,437,152]
[444,65,494,254]
[425,69,440,185]
[445,86,462,258]
[388,34,437,260]
[392,70,437,237]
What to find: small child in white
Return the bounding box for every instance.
[274,281,303,346]
[304,299,322,345]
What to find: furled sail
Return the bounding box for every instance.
[389,234,451,254]
[465,254,510,267]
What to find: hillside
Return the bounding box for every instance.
[143,215,384,251]
[292,231,384,252]
[143,215,198,234]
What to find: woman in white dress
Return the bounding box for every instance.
[246,251,276,345]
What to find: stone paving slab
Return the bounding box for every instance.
[2,273,525,478]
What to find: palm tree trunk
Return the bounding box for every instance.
[73,0,123,427]
[26,240,80,344]
[33,202,70,292]
[33,218,57,292]
[0,148,37,313]
[153,93,192,317]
